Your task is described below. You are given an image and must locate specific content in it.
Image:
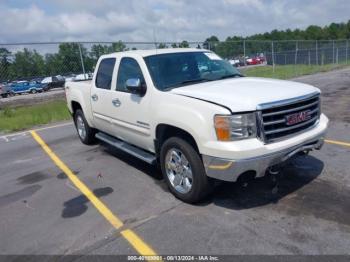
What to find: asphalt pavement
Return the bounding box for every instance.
[0,68,350,257]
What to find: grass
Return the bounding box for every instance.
[0,100,71,133]
[241,63,349,79]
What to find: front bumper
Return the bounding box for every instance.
[202,134,325,182]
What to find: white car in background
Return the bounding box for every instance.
[74,73,93,81]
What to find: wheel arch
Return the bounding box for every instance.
[155,124,200,157]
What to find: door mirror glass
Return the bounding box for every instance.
[126,78,146,96]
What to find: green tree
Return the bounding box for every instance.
[178,41,189,48]
[110,41,126,52]
[55,43,87,75]
[203,36,220,51]
[0,48,12,81]
[11,48,45,79]
[157,43,168,49]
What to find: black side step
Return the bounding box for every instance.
[95,132,156,165]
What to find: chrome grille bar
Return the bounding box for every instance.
[262,100,319,117]
[264,115,319,135]
[257,93,320,143]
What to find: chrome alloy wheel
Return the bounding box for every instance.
[76,115,87,140]
[165,148,193,194]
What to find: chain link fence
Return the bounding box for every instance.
[0,40,349,83]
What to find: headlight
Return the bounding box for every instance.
[214,113,257,141]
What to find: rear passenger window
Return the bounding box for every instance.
[95,58,116,89]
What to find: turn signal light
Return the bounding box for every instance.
[214,116,231,141]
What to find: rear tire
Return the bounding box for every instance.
[160,137,212,203]
[74,109,96,145]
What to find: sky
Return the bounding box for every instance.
[0,0,349,44]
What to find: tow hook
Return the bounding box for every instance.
[268,165,282,194]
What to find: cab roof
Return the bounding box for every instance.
[102,48,210,59]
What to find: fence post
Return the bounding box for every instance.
[308,51,311,66]
[346,39,349,64]
[78,43,86,80]
[243,40,246,66]
[336,48,339,64]
[271,41,275,73]
[332,40,335,64]
[315,40,318,65]
[294,41,298,65]
[294,41,298,76]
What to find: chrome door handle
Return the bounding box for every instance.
[112,98,121,107]
[91,94,98,101]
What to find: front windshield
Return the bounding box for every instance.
[144,51,242,91]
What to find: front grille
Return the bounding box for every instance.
[258,94,320,143]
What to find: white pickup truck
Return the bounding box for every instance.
[65,48,328,203]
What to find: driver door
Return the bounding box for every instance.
[106,56,153,151]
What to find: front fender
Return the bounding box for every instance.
[151,93,230,154]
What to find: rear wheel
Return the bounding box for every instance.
[160,137,212,203]
[74,109,96,145]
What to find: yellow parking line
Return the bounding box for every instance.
[30,130,158,259]
[325,139,350,147]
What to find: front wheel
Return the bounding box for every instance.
[74,109,96,145]
[160,137,212,203]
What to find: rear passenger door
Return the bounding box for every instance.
[90,57,116,134]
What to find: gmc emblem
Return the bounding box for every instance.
[285,110,311,126]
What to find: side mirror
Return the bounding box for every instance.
[126,78,146,96]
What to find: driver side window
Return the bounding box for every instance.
[116,57,145,92]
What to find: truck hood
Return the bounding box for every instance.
[170,77,320,112]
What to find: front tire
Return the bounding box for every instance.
[74,109,96,145]
[160,137,212,203]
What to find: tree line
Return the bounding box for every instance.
[1,20,350,82]
[203,20,350,58]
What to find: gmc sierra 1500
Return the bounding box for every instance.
[65,48,328,203]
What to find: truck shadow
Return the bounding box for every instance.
[207,155,324,210]
[102,144,325,210]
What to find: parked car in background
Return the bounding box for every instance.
[74,73,93,81]
[41,75,65,88]
[30,80,50,92]
[8,81,45,94]
[246,57,262,65]
[63,74,76,83]
[0,82,11,98]
[229,58,245,67]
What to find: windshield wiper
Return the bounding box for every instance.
[220,73,244,79]
[163,78,211,90]
[180,78,211,85]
